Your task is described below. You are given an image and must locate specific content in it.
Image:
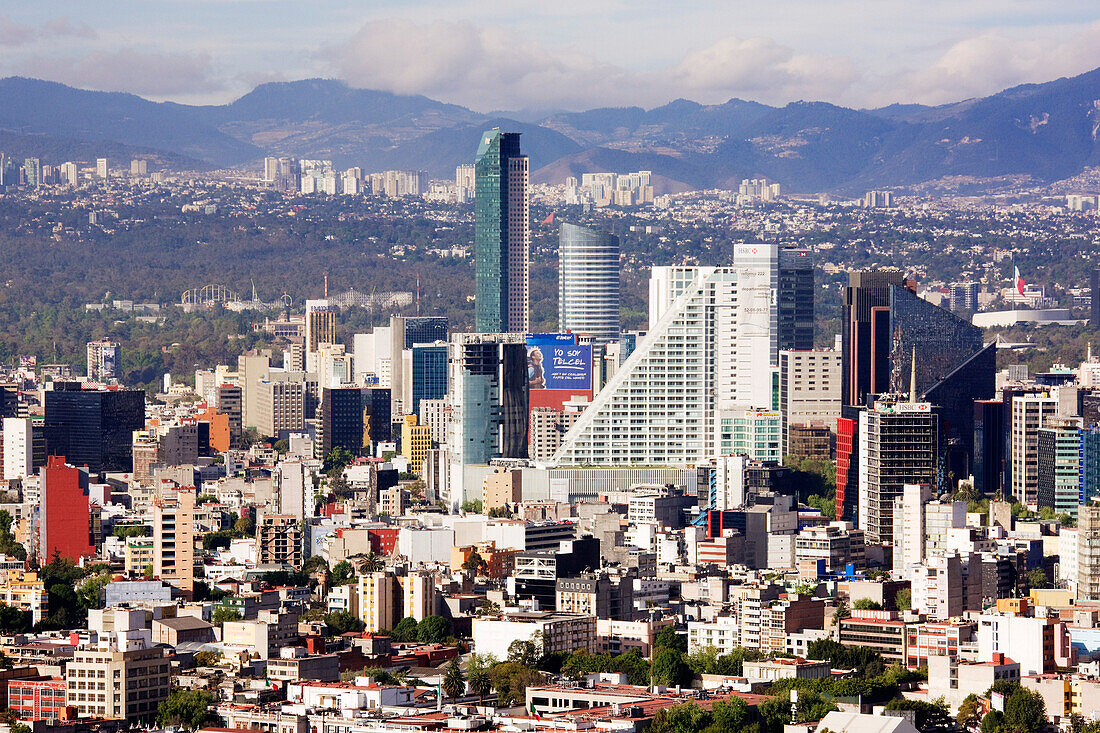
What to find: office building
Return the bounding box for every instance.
[838,269,991,519]
[949,281,979,313]
[257,514,303,568]
[9,678,65,722]
[1082,427,1100,505]
[86,340,120,382]
[389,316,448,414]
[130,159,148,176]
[401,415,432,472]
[974,400,1006,498]
[780,349,841,455]
[558,222,620,342]
[1037,417,1083,517]
[409,342,448,417]
[43,383,144,473]
[38,456,94,562]
[1011,392,1060,505]
[724,409,783,461]
[305,299,336,372]
[556,251,786,465]
[65,645,170,721]
[317,386,390,459]
[238,353,271,430]
[474,129,529,333]
[153,486,195,594]
[95,158,108,179]
[23,158,41,188]
[256,380,305,438]
[529,404,583,461]
[216,384,243,446]
[778,247,815,352]
[447,333,529,468]
[858,400,940,545]
[3,417,32,481]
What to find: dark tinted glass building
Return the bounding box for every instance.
[44,383,145,473]
[778,247,814,352]
[319,386,391,459]
[410,343,447,417]
[474,130,529,333]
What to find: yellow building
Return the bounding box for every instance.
[401,415,432,474]
[125,536,154,576]
[358,572,397,632]
[0,570,48,624]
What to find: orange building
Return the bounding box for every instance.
[450,541,517,580]
[195,409,231,453]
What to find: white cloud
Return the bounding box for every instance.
[885,21,1100,105]
[0,14,34,46]
[325,18,860,110]
[17,49,225,97]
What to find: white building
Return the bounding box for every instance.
[472,612,595,659]
[2,418,32,481]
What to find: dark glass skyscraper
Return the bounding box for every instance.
[778,247,814,352]
[318,386,391,459]
[842,269,907,408]
[474,130,529,334]
[44,383,145,473]
[410,343,448,417]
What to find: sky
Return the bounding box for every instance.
[4,1,1100,112]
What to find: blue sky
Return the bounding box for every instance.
[4,1,1100,110]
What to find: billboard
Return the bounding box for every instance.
[526,334,591,391]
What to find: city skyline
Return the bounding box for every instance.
[1,3,1100,110]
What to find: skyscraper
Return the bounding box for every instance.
[778,247,815,352]
[43,383,145,473]
[859,399,940,545]
[1091,268,1100,329]
[558,222,620,342]
[842,269,907,408]
[556,259,785,466]
[474,130,529,333]
[305,299,336,373]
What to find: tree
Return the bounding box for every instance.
[1025,567,1049,590]
[331,561,355,585]
[325,611,362,636]
[158,690,214,729]
[652,647,691,687]
[212,607,242,625]
[832,601,850,627]
[0,603,29,634]
[489,661,544,706]
[853,598,883,610]
[1002,686,1046,733]
[391,617,419,642]
[325,446,354,478]
[956,694,981,731]
[442,658,465,701]
[417,615,451,644]
[112,525,148,538]
[461,499,483,514]
[896,588,912,611]
[0,510,26,560]
[11,724,30,733]
[462,551,489,577]
[508,637,541,668]
[654,625,686,653]
[233,514,255,537]
[469,667,491,703]
[884,698,956,733]
[76,571,113,610]
[193,650,220,668]
[360,552,383,573]
[303,555,329,576]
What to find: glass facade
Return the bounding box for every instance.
[403,317,448,349]
[1037,421,1081,517]
[474,130,528,333]
[1081,427,1100,506]
[44,384,145,472]
[888,285,985,397]
[410,344,448,417]
[778,248,814,352]
[558,222,620,342]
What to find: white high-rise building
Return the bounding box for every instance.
[1011,392,1060,505]
[96,158,108,179]
[556,248,782,466]
[558,222,620,342]
[2,418,32,481]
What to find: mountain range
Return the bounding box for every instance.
[4,70,1100,193]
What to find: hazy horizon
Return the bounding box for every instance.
[2,2,1100,113]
